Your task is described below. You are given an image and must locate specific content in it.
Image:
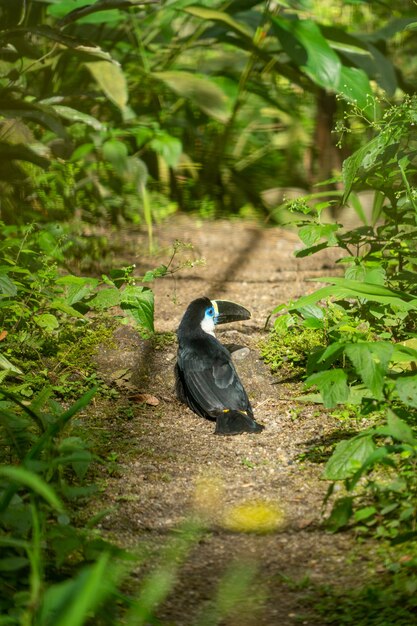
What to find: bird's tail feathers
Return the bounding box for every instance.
[215,409,264,435]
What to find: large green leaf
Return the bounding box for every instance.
[84,60,129,112]
[337,66,373,112]
[153,71,230,122]
[302,277,417,312]
[321,25,397,96]
[304,368,349,408]
[298,223,339,247]
[342,42,397,96]
[323,433,376,480]
[120,286,154,332]
[321,25,372,57]
[0,466,64,512]
[344,342,393,400]
[272,17,341,90]
[56,276,99,306]
[88,287,121,310]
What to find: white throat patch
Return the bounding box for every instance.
[200,315,216,336]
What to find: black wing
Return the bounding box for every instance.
[176,339,252,419]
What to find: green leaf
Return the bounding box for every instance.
[84,60,129,112]
[363,266,386,285]
[392,342,417,370]
[88,287,121,310]
[51,0,146,25]
[184,6,252,38]
[51,105,105,131]
[102,139,129,176]
[273,313,295,332]
[294,241,331,258]
[345,41,397,96]
[289,285,340,309]
[395,375,417,409]
[56,276,99,306]
[313,277,412,299]
[50,300,85,319]
[304,369,349,408]
[120,286,154,332]
[0,353,22,374]
[354,506,377,522]
[321,25,372,57]
[0,556,29,571]
[272,17,341,90]
[344,342,393,399]
[326,496,353,532]
[323,433,376,480]
[298,223,339,247]
[39,553,117,626]
[342,126,402,201]
[306,341,345,375]
[150,132,182,169]
[153,71,230,122]
[48,524,83,567]
[27,388,97,463]
[0,466,64,512]
[337,65,373,113]
[0,272,17,296]
[33,313,59,332]
[385,410,416,444]
[304,277,417,312]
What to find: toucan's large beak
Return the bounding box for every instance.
[211,300,251,325]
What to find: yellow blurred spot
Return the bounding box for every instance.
[222,500,285,534]
[193,475,225,520]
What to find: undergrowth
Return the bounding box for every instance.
[261,96,417,622]
[260,326,325,374]
[264,97,417,543]
[313,557,417,625]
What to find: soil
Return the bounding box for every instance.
[89,216,374,625]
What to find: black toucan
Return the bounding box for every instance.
[175,297,264,435]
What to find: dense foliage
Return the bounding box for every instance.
[266,94,417,542]
[2,0,415,222]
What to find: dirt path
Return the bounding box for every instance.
[92,217,370,625]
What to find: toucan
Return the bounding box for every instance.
[175,297,264,435]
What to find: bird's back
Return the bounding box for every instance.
[176,334,252,418]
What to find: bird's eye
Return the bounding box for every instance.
[206,307,215,317]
